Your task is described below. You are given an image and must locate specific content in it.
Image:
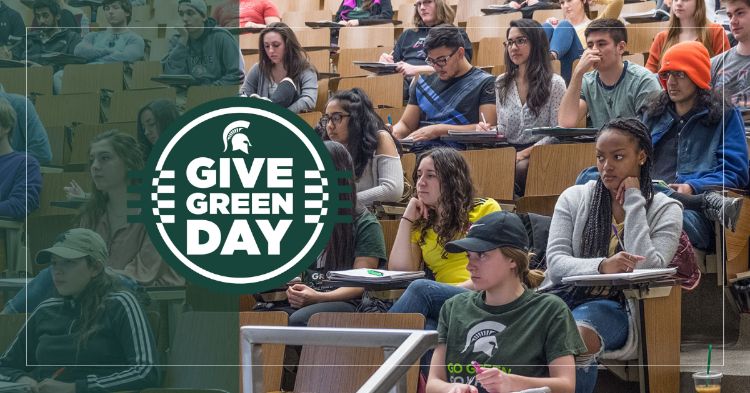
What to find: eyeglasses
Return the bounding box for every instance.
[320,112,350,127]
[503,37,529,49]
[658,70,688,81]
[414,0,433,7]
[425,48,459,68]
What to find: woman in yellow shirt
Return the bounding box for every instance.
[388,147,500,331]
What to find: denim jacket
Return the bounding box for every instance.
[643,106,749,193]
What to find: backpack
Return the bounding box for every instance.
[669,230,701,290]
[517,212,552,271]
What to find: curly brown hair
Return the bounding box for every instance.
[412,148,476,258]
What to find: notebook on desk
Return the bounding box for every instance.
[353,61,399,74]
[0,381,32,392]
[561,268,677,284]
[528,127,598,137]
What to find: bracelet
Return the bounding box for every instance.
[401,216,414,223]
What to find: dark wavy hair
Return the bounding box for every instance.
[136,99,180,157]
[74,258,121,353]
[497,19,553,117]
[581,118,654,258]
[258,22,314,82]
[323,88,391,179]
[322,140,363,271]
[412,148,476,258]
[641,88,729,126]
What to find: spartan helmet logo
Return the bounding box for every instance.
[222,120,252,154]
[460,321,506,358]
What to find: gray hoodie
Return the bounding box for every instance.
[540,180,683,291]
[162,18,244,86]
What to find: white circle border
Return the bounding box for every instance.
[154,105,326,285]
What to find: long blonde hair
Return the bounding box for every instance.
[500,247,544,288]
[659,0,715,67]
[413,0,455,28]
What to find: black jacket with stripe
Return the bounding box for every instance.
[0,291,159,392]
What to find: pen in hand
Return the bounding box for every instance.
[51,367,65,380]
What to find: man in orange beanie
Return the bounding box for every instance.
[641,41,749,250]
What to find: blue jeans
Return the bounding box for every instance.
[288,300,357,327]
[388,279,468,373]
[543,20,584,84]
[2,267,140,314]
[574,166,715,251]
[572,299,629,393]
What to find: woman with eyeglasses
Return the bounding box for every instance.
[542,0,623,83]
[322,88,404,206]
[240,23,318,113]
[476,19,566,196]
[645,0,730,72]
[378,0,472,99]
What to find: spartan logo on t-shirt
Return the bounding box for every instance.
[413,37,426,60]
[460,321,506,357]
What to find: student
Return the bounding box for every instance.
[541,118,683,393]
[335,0,394,26]
[476,19,566,195]
[73,0,144,64]
[24,0,82,65]
[378,0,472,97]
[240,23,318,113]
[0,90,52,165]
[0,97,41,219]
[79,131,184,286]
[542,0,624,82]
[0,228,159,392]
[322,88,403,207]
[646,0,730,72]
[427,212,584,393]
[642,41,749,249]
[388,148,501,331]
[3,130,185,314]
[211,0,280,28]
[392,27,496,151]
[31,0,85,31]
[558,19,661,129]
[283,141,386,326]
[136,99,180,157]
[162,0,245,86]
[64,99,181,200]
[0,1,25,60]
[711,0,750,108]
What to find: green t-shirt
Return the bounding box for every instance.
[305,209,387,290]
[437,290,586,390]
[581,61,661,129]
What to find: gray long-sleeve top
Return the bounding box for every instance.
[539,181,683,290]
[239,63,317,113]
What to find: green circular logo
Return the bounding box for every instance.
[134,98,344,293]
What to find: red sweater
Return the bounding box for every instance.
[646,23,730,73]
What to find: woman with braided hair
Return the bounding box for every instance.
[539,118,683,393]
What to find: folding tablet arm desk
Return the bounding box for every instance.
[240,326,437,393]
